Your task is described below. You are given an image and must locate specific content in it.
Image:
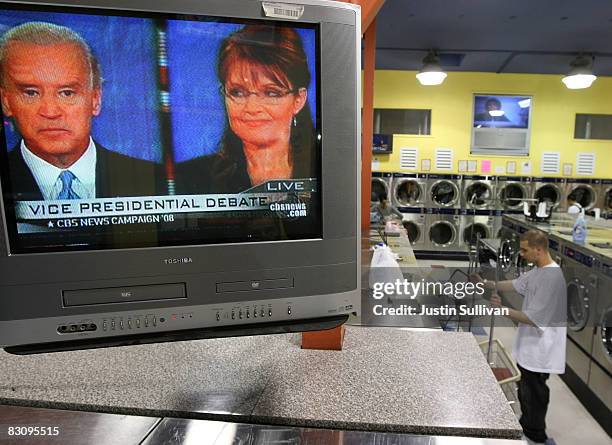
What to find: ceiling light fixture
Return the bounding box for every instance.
[416,51,447,86]
[562,55,597,90]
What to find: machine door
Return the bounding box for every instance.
[371,178,388,203]
[431,181,459,206]
[605,187,612,212]
[567,279,590,332]
[601,308,612,362]
[395,179,423,206]
[499,238,517,273]
[429,221,456,246]
[402,221,421,244]
[465,182,492,208]
[570,185,597,210]
[463,223,489,247]
[499,183,526,209]
[534,184,561,207]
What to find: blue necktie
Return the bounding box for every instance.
[57,170,80,200]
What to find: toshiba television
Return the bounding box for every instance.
[0,0,360,353]
[471,94,532,155]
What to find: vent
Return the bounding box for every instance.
[576,153,596,175]
[541,152,560,174]
[400,148,418,170]
[435,148,453,171]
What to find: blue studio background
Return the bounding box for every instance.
[167,21,318,163]
[473,95,531,129]
[0,10,161,162]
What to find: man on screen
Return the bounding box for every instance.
[0,22,161,201]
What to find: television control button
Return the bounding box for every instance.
[102,321,107,331]
[127,319,132,329]
[253,310,257,318]
[288,307,291,315]
[246,310,250,319]
[119,320,124,330]
[216,312,220,321]
[231,312,235,320]
[145,318,149,327]
[136,319,140,328]
[153,317,157,327]
[111,321,116,330]
[261,310,265,317]
[268,309,272,317]
[239,311,243,319]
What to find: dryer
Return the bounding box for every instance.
[564,178,599,211]
[497,176,533,212]
[561,244,599,383]
[460,210,495,249]
[426,174,462,209]
[597,179,612,214]
[532,177,566,211]
[400,208,427,250]
[589,255,612,416]
[425,209,461,251]
[462,175,496,210]
[371,172,393,203]
[393,173,427,209]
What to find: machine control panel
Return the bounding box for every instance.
[563,247,594,267]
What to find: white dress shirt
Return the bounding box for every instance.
[20,138,97,200]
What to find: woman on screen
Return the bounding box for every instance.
[177,25,316,193]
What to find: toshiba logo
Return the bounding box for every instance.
[164,258,193,265]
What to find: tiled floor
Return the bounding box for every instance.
[415,258,611,445]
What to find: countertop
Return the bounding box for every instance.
[504,213,612,260]
[0,326,522,439]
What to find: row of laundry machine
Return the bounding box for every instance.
[371,172,612,254]
[498,214,612,428]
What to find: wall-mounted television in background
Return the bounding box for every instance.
[471,94,532,156]
[373,134,392,154]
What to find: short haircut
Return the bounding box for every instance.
[521,229,548,249]
[0,21,101,88]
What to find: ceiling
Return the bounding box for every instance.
[374,0,612,76]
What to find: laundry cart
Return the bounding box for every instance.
[479,338,522,416]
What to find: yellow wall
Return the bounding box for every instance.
[372,71,612,178]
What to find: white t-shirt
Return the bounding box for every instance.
[567,203,582,215]
[511,262,567,374]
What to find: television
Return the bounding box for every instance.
[471,94,532,155]
[0,0,360,353]
[372,134,392,154]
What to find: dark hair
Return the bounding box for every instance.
[567,191,577,202]
[216,25,315,177]
[486,98,501,108]
[521,230,548,249]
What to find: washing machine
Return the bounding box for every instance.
[393,173,427,209]
[564,178,599,211]
[462,175,496,210]
[597,179,612,214]
[460,210,495,249]
[426,174,462,209]
[588,255,612,416]
[561,243,599,383]
[371,172,393,203]
[497,176,533,213]
[400,208,427,250]
[425,209,461,251]
[532,177,566,211]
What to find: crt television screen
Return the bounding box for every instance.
[472,95,531,129]
[0,5,321,254]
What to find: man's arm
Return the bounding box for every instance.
[490,294,537,327]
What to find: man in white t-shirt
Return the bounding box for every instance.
[479,230,566,444]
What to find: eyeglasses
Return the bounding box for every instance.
[220,85,297,105]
